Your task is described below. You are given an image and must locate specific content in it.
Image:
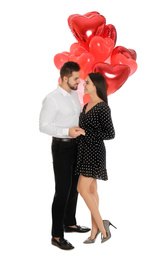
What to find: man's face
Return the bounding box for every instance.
[67,71,80,90]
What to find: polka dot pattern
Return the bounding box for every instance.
[75,102,115,181]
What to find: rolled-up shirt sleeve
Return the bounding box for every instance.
[39,96,69,137]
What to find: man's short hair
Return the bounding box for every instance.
[60,61,80,80]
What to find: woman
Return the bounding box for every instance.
[76,73,116,243]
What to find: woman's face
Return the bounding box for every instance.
[83,76,96,95]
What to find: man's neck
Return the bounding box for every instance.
[59,82,71,93]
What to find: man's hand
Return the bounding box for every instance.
[69,127,83,138]
[76,129,85,136]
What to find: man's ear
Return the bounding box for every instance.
[63,76,68,83]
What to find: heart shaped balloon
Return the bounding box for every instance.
[128,49,137,60]
[84,11,101,17]
[93,63,131,95]
[78,52,96,79]
[54,52,70,69]
[68,13,106,50]
[70,42,88,57]
[111,51,137,76]
[68,11,100,27]
[69,52,96,79]
[89,36,114,63]
[112,46,137,60]
[101,24,117,46]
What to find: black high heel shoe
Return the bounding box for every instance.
[101,220,117,243]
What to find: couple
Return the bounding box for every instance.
[39,61,116,250]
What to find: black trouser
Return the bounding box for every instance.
[51,138,79,238]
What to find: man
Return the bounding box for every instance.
[39,61,90,250]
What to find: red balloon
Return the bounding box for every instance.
[93,63,131,95]
[68,12,101,29]
[101,24,117,46]
[62,51,71,55]
[78,52,96,79]
[111,46,137,75]
[68,14,79,28]
[111,54,137,76]
[128,49,137,60]
[73,47,87,57]
[54,52,70,69]
[89,36,114,62]
[70,43,87,57]
[70,42,81,53]
[68,13,106,50]
[68,52,95,79]
[83,94,91,104]
[58,77,61,84]
[112,46,137,60]
[84,11,101,17]
[68,53,78,63]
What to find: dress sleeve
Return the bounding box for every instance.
[84,105,115,144]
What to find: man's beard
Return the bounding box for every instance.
[67,80,78,91]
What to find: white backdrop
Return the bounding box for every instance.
[0,0,162,259]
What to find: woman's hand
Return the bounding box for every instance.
[69,127,83,138]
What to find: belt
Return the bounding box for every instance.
[52,137,76,142]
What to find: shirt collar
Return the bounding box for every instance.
[57,85,71,97]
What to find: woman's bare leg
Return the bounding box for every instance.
[90,180,99,239]
[77,175,107,238]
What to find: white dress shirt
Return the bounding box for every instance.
[39,85,82,138]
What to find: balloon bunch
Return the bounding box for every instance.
[54,11,137,104]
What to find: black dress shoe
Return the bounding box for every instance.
[51,237,74,250]
[64,225,91,233]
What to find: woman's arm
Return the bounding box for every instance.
[84,105,115,144]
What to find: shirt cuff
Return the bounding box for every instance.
[62,128,69,136]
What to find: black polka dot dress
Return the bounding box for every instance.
[75,102,115,181]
